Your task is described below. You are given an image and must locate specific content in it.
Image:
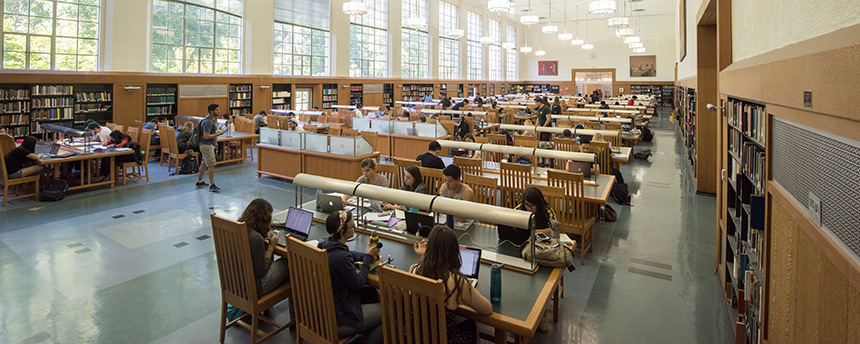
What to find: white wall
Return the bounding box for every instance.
[731,0,860,63]
[522,13,676,82]
[675,0,701,81]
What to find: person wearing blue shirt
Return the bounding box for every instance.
[196,104,227,192]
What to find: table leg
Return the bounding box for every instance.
[109,157,116,188]
[494,328,507,344]
[553,280,560,323]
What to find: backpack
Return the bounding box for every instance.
[514,156,532,165]
[641,127,653,142]
[611,182,631,205]
[521,238,576,271]
[40,179,69,202]
[609,167,625,185]
[126,142,144,164]
[176,154,199,175]
[190,119,205,147]
[633,149,653,160]
[601,204,618,222]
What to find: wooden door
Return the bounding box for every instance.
[113,84,145,127]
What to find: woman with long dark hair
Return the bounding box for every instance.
[317,210,383,344]
[4,136,43,179]
[515,187,559,238]
[238,198,289,295]
[384,165,427,210]
[411,225,492,344]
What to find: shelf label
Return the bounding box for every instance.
[807,191,822,226]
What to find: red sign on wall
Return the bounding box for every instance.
[538,61,558,76]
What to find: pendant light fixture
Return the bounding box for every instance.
[542,0,558,34]
[487,0,511,15]
[588,0,616,15]
[607,0,629,28]
[342,0,367,16]
[520,31,532,53]
[558,1,572,41]
[535,34,546,56]
[404,17,427,30]
[633,47,646,53]
[571,5,584,46]
[480,8,493,45]
[581,12,593,50]
[520,0,539,26]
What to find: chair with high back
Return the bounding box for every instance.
[0,134,14,156]
[267,115,279,129]
[427,118,437,124]
[211,214,294,344]
[126,126,140,144]
[409,113,420,122]
[133,119,143,128]
[591,141,612,175]
[165,126,198,173]
[285,236,363,344]
[0,145,40,207]
[603,122,622,130]
[358,131,378,150]
[105,122,116,130]
[303,124,318,133]
[157,123,171,165]
[440,120,457,139]
[453,156,482,176]
[329,127,342,136]
[553,137,579,169]
[499,162,532,208]
[606,130,622,147]
[486,133,507,162]
[547,170,595,264]
[277,117,291,131]
[116,129,151,185]
[463,174,499,206]
[417,166,444,196]
[513,135,537,148]
[393,158,419,191]
[113,124,125,134]
[439,115,451,121]
[341,128,359,137]
[378,265,448,344]
[375,163,396,189]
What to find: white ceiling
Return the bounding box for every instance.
[466,0,676,25]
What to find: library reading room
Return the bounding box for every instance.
[1,0,858,343]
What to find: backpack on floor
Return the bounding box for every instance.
[641,127,653,142]
[40,179,69,202]
[177,155,199,175]
[611,182,631,205]
[609,167,625,185]
[633,149,653,160]
[601,204,618,222]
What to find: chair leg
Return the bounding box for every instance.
[220,302,228,344]
[144,163,149,182]
[250,313,259,344]
[2,184,7,207]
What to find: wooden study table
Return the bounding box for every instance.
[271,205,563,344]
[387,134,452,160]
[35,142,133,191]
[216,132,258,165]
[477,164,615,205]
[255,143,380,182]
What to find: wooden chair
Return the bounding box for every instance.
[113,124,125,135]
[277,116,291,130]
[417,166,444,196]
[453,156,482,176]
[211,214,294,344]
[513,135,537,148]
[126,126,140,144]
[342,128,359,137]
[553,137,579,169]
[133,119,143,128]
[500,162,532,208]
[440,120,457,139]
[547,170,595,264]
[606,130,623,147]
[603,122,622,130]
[165,126,198,173]
[267,115,280,129]
[427,118,437,124]
[379,265,448,344]
[329,127,342,136]
[303,124,319,133]
[393,157,419,191]
[157,123,172,165]
[0,134,15,156]
[358,131,378,149]
[463,174,499,206]
[285,236,361,344]
[439,115,451,121]
[591,141,612,175]
[116,129,151,185]
[0,145,40,206]
[376,163,396,189]
[105,122,116,130]
[486,133,507,162]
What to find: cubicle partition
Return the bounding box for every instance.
[256,128,378,181]
[351,118,450,158]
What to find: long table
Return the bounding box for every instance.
[35,142,134,191]
[271,204,563,343]
[216,132,258,165]
[256,144,380,181]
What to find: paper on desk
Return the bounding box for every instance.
[362,212,391,222]
[345,198,371,207]
[394,209,406,219]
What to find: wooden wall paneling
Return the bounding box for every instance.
[179,97,228,118]
[254,83,272,114]
[256,145,302,180]
[849,287,860,341]
[312,84,323,109]
[113,84,145,127]
[695,23,718,194]
[302,151,379,182]
[768,199,798,344]
[338,83,350,105]
[394,82,403,101]
[717,0,732,71]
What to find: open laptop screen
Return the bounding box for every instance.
[458,246,481,279]
[285,207,314,236]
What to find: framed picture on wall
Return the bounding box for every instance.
[630,55,657,77]
[680,0,687,61]
[538,61,558,75]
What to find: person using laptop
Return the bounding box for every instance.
[383,165,427,211]
[342,158,389,208]
[566,136,600,176]
[318,211,383,344]
[439,164,475,225]
[239,199,290,296]
[410,225,492,343]
[4,136,43,180]
[514,187,559,239]
[416,141,445,169]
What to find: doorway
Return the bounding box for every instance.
[574,71,614,100]
[296,88,312,110]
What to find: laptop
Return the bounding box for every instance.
[283,207,314,241]
[404,211,434,237]
[459,246,482,287]
[317,193,345,212]
[496,224,531,246]
[567,161,593,178]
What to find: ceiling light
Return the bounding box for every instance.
[520,46,533,53]
[342,1,367,16]
[558,33,573,41]
[633,47,646,53]
[581,44,594,50]
[520,15,539,26]
[487,0,511,14]
[624,36,640,44]
[534,50,546,56]
[403,17,426,30]
[502,42,516,49]
[607,17,629,28]
[480,36,494,45]
[571,38,584,46]
[615,28,634,37]
[629,42,643,48]
[588,1,616,15]
[448,29,464,38]
[542,25,558,34]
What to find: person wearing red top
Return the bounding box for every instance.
[97,130,134,180]
[627,96,638,106]
[104,130,129,148]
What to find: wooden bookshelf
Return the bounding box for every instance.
[146,84,177,122]
[74,84,112,129]
[322,84,337,109]
[350,84,363,106]
[31,84,74,135]
[0,86,30,137]
[229,84,252,117]
[402,83,433,101]
[676,86,697,174]
[272,84,292,110]
[457,84,464,98]
[721,97,767,344]
[383,83,394,105]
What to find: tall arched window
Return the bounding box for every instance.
[2,0,101,71]
[487,18,501,81]
[401,0,428,78]
[151,0,243,74]
[506,25,517,81]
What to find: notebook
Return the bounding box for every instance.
[459,246,482,287]
[283,207,314,241]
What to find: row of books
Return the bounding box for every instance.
[32,97,74,108]
[76,91,111,102]
[146,105,174,115]
[230,109,248,116]
[33,107,73,120]
[273,98,287,105]
[0,114,29,126]
[273,91,291,98]
[322,94,337,102]
[2,101,30,113]
[230,93,251,100]
[322,87,337,95]
[741,143,766,192]
[32,85,73,96]
[728,99,766,145]
[0,89,29,100]
[230,100,251,107]
[230,84,251,92]
[147,96,176,104]
[3,126,27,136]
[75,103,112,114]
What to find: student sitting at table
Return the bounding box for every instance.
[561,129,573,139]
[253,111,268,134]
[96,130,140,180]
[382,105,393,117]
[519,120,535,138]
[4,136,43,179]
[462,134,481,160]
[627,96,638,106]
[452,99,469,111]
[318,211,383,344]
[598,101,610,110]
[565,136,600,176]
[86,122,112,143]
[239,198,290,295]
[416,141,446,169]
[514,187,559,240]
[343,158,390,208]
[354,104,363,117]
[439,164,475,224]
[410,225,493,344]
[384,166,427,212]
[287,118,304,132]
[176,122,195,153]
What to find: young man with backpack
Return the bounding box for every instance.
[195,104,227,192]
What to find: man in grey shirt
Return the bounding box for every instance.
[196,104,227,192]
[253,110,268,134]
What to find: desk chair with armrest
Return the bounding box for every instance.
[0,145,40,206]
[210,214,294,344]
[379,266,448,344]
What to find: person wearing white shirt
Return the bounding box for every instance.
[353,104,363,117]
[86,122,111,143]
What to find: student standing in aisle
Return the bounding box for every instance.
[440,93,451,109]
[537,98,552,142]
[196,104,227,192]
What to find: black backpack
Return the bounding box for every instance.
[633,149,653,160]
[611,182,631,205]
[40,179,69,202]
[177,154,199,175]
[641,127,653,142]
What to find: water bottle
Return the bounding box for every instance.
[490,264,503,303]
